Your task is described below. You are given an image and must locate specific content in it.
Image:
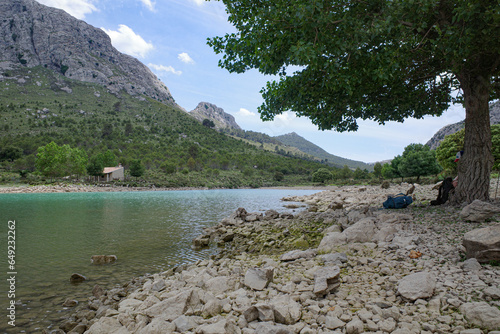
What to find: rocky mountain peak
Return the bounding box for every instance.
[189,102,241,130]
[0,0,175,105]
[426,101,500,150]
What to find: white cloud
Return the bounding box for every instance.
[101,25,154,58]
[35,0,97,19]
[190,0,205,6]
[139,0,155,11]
[148,63,182,75]
[237,108,256,117]
[178,52,195,64]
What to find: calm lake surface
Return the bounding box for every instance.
[0,188,318,333]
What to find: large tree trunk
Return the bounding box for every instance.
[453,73,493,204]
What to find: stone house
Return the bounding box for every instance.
[100,164,124,182]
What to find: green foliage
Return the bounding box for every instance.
[129,159,145,178]
[0,146,23,162]
[87,150,117,177]
[398,144,441,181]
[160,161,176,174]
[437,124,500,172]
[381,163,396,180]
[312,168,332,183]
[273,171,284,182]
[436,129,465,174]
[492,125,500,171]
[373,163,382,178]
[209,0,500,201]
[338,165,353,180]
[35,142,87,179]
[202,119,215,128]
[273,132,372,170]
[87,156,104,177]
[209,0,498,131]
[0,66,364,187]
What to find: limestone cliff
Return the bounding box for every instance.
[0,0,175,104]
[426,101,500,150]
[189,102,241,130]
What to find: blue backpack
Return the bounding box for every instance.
[383,193,413,209]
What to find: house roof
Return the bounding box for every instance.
[103,166,123,174]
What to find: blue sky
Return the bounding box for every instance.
[35,0,466,163]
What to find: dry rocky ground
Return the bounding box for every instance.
[48,182,500,334]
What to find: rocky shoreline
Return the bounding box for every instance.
[0,184,210,194]
[0,183,336,194]
[49,183,500,334]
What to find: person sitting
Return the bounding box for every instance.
[430,177,455,205]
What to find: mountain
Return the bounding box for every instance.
[0,0,175,105]
[274,132,372,170]
[0,0,337,188]
[189,102,241,130]
[426,101,500,150]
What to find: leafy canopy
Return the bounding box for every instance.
[35,142,87,179]
[437,124,500,172]
[398,143,441,180]
[208,0,499,131]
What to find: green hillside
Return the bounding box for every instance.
[274,132,372,170]
[0,66,336,188]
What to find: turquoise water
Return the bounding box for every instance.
[0,188,316,332]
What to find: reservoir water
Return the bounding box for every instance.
[0,188,317,333]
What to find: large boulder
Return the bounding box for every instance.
[318,232,347,252]
[463,225,500,263]
[270,295,302,325]
[244,267,274,290]
[460,302,500,330]
[343,218,378,243]
[397,272,436,301]
[85,317,130,334]
[144,289,201,321]
[460,200,500,222]
[197,319,241,334]
[313,266,341,296]
[280,249,316,262]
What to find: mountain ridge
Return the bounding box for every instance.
[0,0,175,105]
[189,102,241,130]
[274,132,372,170]
[426,101,500,150]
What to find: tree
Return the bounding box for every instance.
[436,129,465,175]
[0,146,22,162]
[437,124,500,172]
[373,163,383,179]
[338,165,353,180]
[492,125,500,171]
[101,150,117,167]
[398,144,441,182]
[129,159,145,178]
[35,141,64,180]
[87,156,105,178]
[35,142,87,180]
[208,0,499,203]
[65,147,87,178]
[312,168,332,183]
[202,119,215,128]
[381,163,396,180]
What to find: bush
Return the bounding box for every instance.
[381,180,390,189]
[312,168,333,183]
